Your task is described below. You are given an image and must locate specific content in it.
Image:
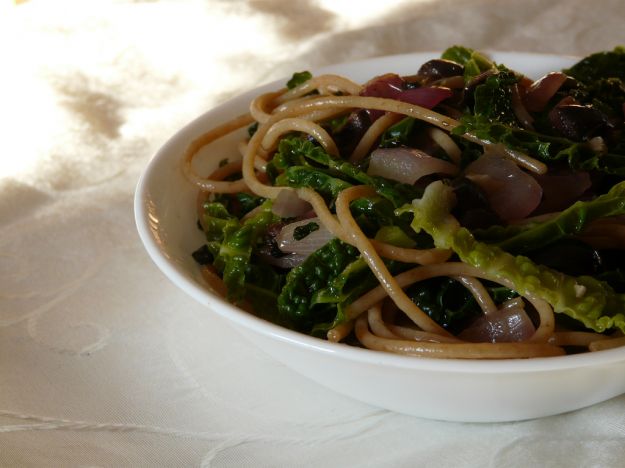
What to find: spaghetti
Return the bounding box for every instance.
[184,47,625,359]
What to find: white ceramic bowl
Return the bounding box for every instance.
[135,52,625,422]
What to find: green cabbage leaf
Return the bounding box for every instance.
[398,181,625,333]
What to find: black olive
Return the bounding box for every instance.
[548,104,609,141]
[416,59,464,84]
[332,109,371,156]
[598,249,625,273]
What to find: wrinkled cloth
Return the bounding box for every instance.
[2,0,625,466]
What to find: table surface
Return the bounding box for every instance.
[3,0,625,466]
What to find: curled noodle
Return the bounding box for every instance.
[182,70,625,359]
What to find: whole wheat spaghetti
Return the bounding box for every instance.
[184,47,625,359]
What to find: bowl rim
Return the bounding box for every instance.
[135,50,625,375]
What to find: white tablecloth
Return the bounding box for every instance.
[3,0,625,466]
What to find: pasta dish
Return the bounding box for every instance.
[182,46,625,359]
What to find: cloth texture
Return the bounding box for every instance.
[2,0,625,466]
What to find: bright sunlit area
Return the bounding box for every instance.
[0,0,433,184]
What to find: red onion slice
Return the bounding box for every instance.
[396,86,453,108]
[523,72,568,112]
[360,74,404,121]
[360,74,451,120]
[368,148,458,185]
[465,152,542,221]
[554,96,578,107]
[532,170,591,214]
[277,217,334,256]
[257,252,308,269]
[459,298,536,343]
[272,190,312,218]
[361,73,405,99]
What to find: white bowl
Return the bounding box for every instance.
[135,52,625,422]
